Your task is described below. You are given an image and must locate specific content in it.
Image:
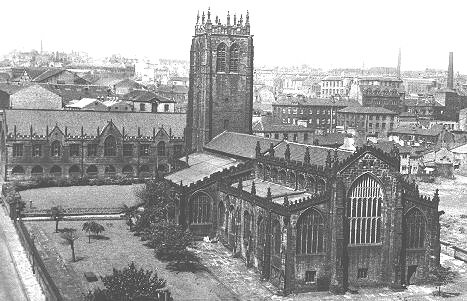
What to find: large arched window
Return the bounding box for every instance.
[69,165,80,174]
[122,165,134,175]
[257,216,265,248]
[347,174,383,245]
[216,43,227,72]
[140,165,151,173]
[31,165,43,175]
[105,165,116,174]
[272,220,281,255]
[86,165,98,175]
[104,136,116,156]
[229,44,239,72]
[218,201,225,229]
[406,208,426,249]
[157,141,166,156]
[190,192,211,224]
[296,209,325,254]
[230,205,236,234]
[244,211,251,239]
[12,165,25,174]
[50,141,61,157]
[50,165,62,175]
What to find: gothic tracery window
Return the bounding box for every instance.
[406,208,426,249]
[347,174,383,245]
[190,192,211,224]
[296,209,325,254]
[104,135,116,156]
[272,220,281,255]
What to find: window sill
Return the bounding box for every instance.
[348,243,382,248]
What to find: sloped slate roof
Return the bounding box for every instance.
[41,84,113,104]
[204,132,282,160]
[33,69,65,82]
[274,97,360,107]
[0,83,25,95]
[338,106,397,114]
[270,141,353,166]
[3,109,186,137]
[165,152,240,185]
[388,125,443,137]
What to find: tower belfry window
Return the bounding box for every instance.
[216,43,227,72]
[229,44,239,72]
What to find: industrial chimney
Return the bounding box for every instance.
[396,48,401,78]
[448,52,454,90]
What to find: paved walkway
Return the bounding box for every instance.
[0,203,45,301]
[193,242,466,301]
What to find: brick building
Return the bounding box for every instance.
[336,106,398,138]
[0,109,185,181]
[165,131,441,294]
[272,96,359,134]
[402,96,444,121]
[349,77,405,113]
[186,9,254,151]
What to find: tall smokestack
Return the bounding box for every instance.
[448,52,454,90]
[397,48,401,78]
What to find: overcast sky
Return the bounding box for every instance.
[2,0,467,72]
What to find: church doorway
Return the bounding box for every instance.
[407,265,418,285]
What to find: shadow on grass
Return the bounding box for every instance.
[162,252,208,273]
[90,235,110,240]
[74,256,87,262]
[432,291,461,298]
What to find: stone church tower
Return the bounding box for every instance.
[186,9,254,151]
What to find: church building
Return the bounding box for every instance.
[164,9,442,295]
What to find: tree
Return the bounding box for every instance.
[50,206,65,233]
[133,180,177,233]
[60,228,79,262]
[82,221,105,243]
[145,221,193,260]
[121,204,136,231]
[85,262,169,301]
[427,265,457,296]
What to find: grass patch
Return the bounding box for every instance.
[19,185,143,210]
[25,220,229,301]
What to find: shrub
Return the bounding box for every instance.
[85,262,170,301]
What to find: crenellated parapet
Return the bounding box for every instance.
[167,162,253,194]
[286,191,331,212]
[400,178,439,208]
[218,181,288,216]
[257,154,330,178]
[194,8,250,36]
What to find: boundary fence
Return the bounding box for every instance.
[15,217,63,301]
[440,240,467,263]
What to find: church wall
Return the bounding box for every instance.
[338,153,399,287]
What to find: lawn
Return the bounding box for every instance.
[418,175,467,249]
[25,220,234,301]
[19,185,144,210]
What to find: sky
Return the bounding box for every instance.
[2,0,467,72]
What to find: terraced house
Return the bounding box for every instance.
[0,109,186,180]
